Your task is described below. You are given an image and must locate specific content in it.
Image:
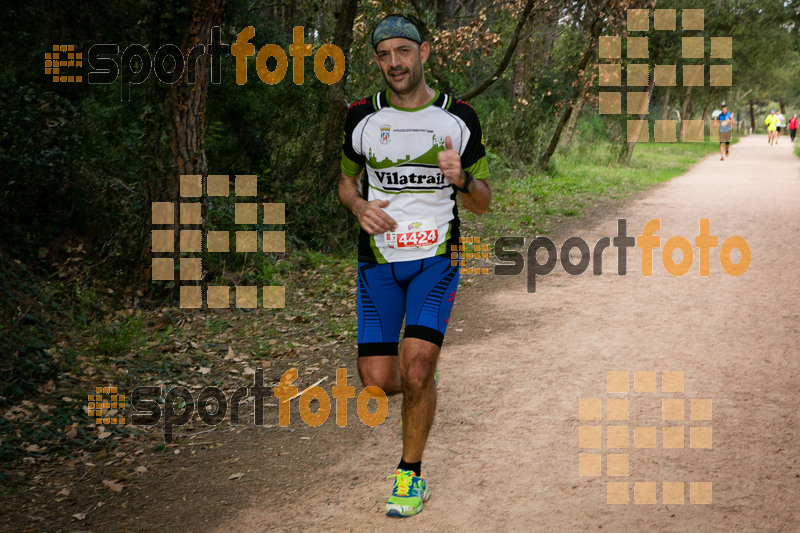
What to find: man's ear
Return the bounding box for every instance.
[419,42,430,64]
[373,52,380,67]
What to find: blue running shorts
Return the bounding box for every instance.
[356,255,460,356]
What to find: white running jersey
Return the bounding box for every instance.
[341,91,488,263]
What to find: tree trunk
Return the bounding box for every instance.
[435,0,457,27]
[165,0,225,178]
[661,84,672,120]
[541,23,557,71]
[619,73,655,163]
[562,98,585,147]
[679,85,693,140]
[321,0,359,192]
[509,60,522,102]
[509,26,534,103]
[749,99,755,132]
[140,0,225,285]
[660,59,677,120]
[779,98,786,115]
[701,96,711,139]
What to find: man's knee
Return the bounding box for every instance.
[403,361,435,394]
[400,339,439,392]
[360,370,393,389]
[358,356,398,390]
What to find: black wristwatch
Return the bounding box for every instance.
[457,171,476,194]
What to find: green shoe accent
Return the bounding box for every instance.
[385,469,430,517]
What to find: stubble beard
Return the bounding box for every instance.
[383,62,423,97]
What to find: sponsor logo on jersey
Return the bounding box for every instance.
[374,171,446,186]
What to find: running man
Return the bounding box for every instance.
[789,113,798,142]
[715,104,733,160]
[776,111,786,143]
[338,13,491,518]
[765,110,778,145]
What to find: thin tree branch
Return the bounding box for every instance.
[538,0,615,168]
[457,0,538,101]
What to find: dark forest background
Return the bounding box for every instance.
[1,0,799,405]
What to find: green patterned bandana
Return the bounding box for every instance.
[372,15,423,50]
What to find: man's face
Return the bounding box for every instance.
[374,38,429,96]
[722,106,727,114]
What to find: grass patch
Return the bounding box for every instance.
[463,140,719,239]
[92,313,145,357]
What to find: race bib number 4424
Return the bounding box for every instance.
[384,219,438,249]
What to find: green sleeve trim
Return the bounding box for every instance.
[341,154,363,178]
[465,157,489,181]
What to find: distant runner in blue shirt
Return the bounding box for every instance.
[715,104,733,160]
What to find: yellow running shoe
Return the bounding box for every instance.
[385,469,430,517]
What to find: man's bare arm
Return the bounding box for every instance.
[459,177,491,215]
[338,173,397,235]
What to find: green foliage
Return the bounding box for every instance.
[0,259,57,405]
[92,314,146,357]
[479,96,552,164]
[205,317,232,335]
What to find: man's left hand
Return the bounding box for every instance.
[437,135,465,189]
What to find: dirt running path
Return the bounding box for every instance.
[217,135,800,532]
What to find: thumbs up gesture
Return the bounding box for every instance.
[437,135,466,189]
